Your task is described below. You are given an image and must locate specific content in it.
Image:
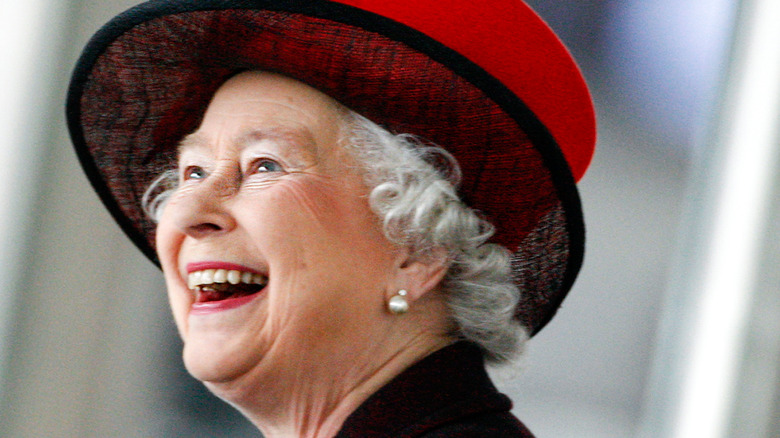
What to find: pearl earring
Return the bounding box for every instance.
[388,290,409,315]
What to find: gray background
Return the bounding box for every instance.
[1,1,778,437]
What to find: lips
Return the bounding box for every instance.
[185,262,268,313]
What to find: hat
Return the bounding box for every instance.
[66,0,596,335]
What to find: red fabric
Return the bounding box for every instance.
[334,0,596,180]
[83,9,557,254]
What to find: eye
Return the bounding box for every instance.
[248,158,283,174]
[182,165,207,181]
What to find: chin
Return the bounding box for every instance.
[181,333,263,384]
[182,341,277,413]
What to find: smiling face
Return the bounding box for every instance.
[156,72,407,388]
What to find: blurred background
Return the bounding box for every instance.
[1,0,779,437]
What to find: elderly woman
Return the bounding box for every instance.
[67,0,595,436]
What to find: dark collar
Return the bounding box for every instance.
[335,342,516,437]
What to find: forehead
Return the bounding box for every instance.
[180,71,346,157]
[178,127,318,158]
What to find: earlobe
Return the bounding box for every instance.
[393,247,450,302]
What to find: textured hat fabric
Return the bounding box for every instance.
[67,0,595,335]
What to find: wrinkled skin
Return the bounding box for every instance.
[156,71,452,437]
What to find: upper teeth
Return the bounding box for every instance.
[188,269,267,289]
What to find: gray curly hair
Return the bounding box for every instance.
[143,110,528,363]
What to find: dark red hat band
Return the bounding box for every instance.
[67,0,595,335]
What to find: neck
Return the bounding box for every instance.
[204,332,453,438]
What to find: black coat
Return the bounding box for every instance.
[335,342,535,437]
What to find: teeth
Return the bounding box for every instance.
[188,268,268,289]
[201,269,215,284]
[187,270,202,289]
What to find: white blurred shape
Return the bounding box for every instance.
[675,0,780,436]
[640,0,780,437]
[0,0,66,398]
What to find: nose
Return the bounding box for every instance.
[167,170,238,239]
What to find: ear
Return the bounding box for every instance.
[391,247,450,302]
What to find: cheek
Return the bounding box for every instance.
[155,217,191,333]
[155,207,181,264]
[256,178,389,262]
[243,179,395,309]
[277,177,348,223]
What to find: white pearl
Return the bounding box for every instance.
[388,294,409,315]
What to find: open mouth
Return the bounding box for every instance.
[188,269,268,303]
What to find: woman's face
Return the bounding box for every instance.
[156,72,404,386]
